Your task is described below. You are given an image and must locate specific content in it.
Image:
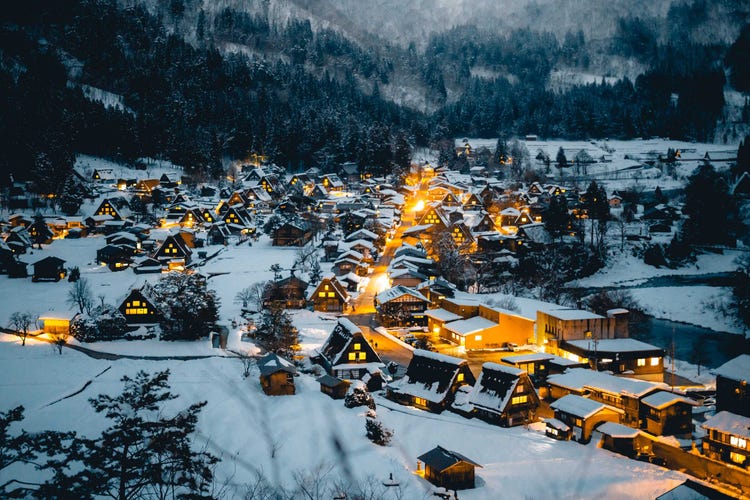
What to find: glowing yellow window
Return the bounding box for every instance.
[414,397,427,406]
[327,292,335,298]
[348,353,356,361]
[650,357,660,366]
[353,343,361,350]
[133,301,140,307]
[457,373,464,382]
[512,395,527,404]
[318,292,326,298]
[637,358,646,367]
[358,352,366,360]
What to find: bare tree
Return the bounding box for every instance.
[237,349,254,378]
[67,278,93,314]
[8,312,34,346]
[51,331,68,355]
[235,281,268,313]
[294,244,318,273]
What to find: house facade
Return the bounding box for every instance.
[702,411,750,469]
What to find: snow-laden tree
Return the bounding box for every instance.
[152,273,219,341]
[37,370,217,499]
[70,304,129,342]
[58,175,84,216]
[255,302,298,358]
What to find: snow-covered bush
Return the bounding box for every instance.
[344,384,375,410]
[70,305,129,342]
[365,417,392,446]
[151,273,219,341]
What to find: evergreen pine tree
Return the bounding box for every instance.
[256,302,298,358]
[58,175,84,216]
[37,370,217,499]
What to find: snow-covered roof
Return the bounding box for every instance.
[702,411,750,439]
[423,308,463,323]
[550,394,622,419]
[564,338,663,354]
[389,349,469,404]
[596,421,641,438]
[714,354,750,382]
[501,353,555,364]
[640,391,695,410]
[376,286,429,304]
[544,309,605,321]
[545,418,570,432]
[444,316,498,336]
[548,368,662,397]
[257,353,296,376]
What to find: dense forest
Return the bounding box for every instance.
[0,0,748,193]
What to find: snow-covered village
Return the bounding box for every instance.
[3,1,750,499]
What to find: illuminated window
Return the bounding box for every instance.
[324,285,329,290]
[348,353,356,361]
[511,395,528,405]
[354,343,361,350]
[474,335,482,341]
[358,352,366,360]
[637,358,646,367]
[457,373,464,382]
[650,357,660,366]
[575,418,582,427]
[516,385,524,393]
[730,451,746,465]
[730,436,747,449]
[414,397,427,406]
[318,292,326,298]
[327,292,335,298]
[133,301,140,307]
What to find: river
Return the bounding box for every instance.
[631,316,750,369]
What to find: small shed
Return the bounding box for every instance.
[417,446,482,490]
[258,353,296,396]
[549,394,623,443]
[596,421,650,459]
[32,256,66,282]
[317,374,349,399]
[38,311,77,336]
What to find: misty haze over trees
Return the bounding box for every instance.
[1,0,749,194]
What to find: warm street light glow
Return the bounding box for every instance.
[373,274,390,294]
[413,199,425,212]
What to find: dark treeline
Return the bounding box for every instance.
[0,0,746,190]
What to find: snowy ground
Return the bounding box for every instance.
[0,334,687,499]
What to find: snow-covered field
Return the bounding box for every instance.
[0,334,687,499]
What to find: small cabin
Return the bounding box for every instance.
[312,318,385,384]
[38,312,77,336]
[272,220,312,247]
[640,391,695,436]
[596,421,651,459]
[32,256,66,282]
[118,287,162,325]
[258,353,296,396]
[701,411,750,468]
[715,354,750,418]
[317,374,349,399]
[417,446,482,491]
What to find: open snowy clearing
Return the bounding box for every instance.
[0,334,687,499]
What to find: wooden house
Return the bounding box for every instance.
[272,220,313,247]
[32,256,66,282]
[221,205,253,233]
[387,350,475,413]
[93,197,131,221]
[312,318,385,385]
[317,374,349,399]
[701,411,750,468]
[417,446,482,491]
[308,276,349,312]
[92,168,115,182]
[715,354,750,418]
[465,362,540,427]
[5,226,33,254]
[153,234,192,266]
[375,285,430,327]
[547,368,661,430]
[159,172,181,188]
[96,244,132,271]
[656,479,737,500]
[596,422,650,459]
[38,311,77,336]
[557,338,662,381]
[263,275,309,309]
[258,353,296,396]
[549,394,623,443]
[207,223,231,246]
[133,257,163,274]
[118,286,162,325]
[640,391,695,436]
